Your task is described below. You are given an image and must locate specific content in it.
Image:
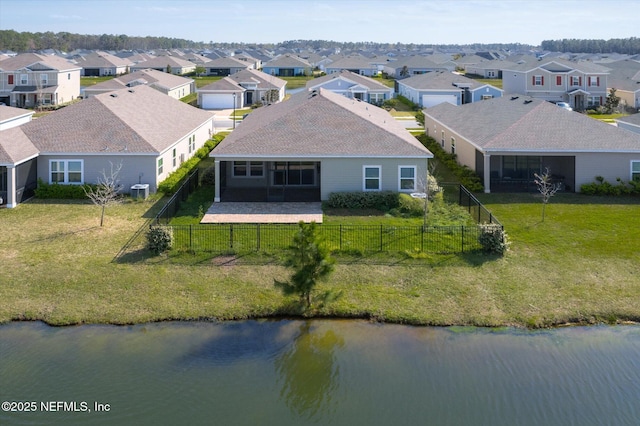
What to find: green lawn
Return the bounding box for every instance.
[80,76,115,86]
[1,191,638,328]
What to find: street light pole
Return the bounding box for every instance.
[232,93,236,129]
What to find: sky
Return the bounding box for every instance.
[1,0,639,46]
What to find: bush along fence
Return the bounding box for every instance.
[154,169,200,224]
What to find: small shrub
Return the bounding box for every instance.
[326,191,399,211]
[146,226,173,255]
[393,193,424,217]
[201,166,216,186]
[478,224,509,255]
[34,179,95,199]
[579,176,639,196]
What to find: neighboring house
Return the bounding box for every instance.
[385,55,453,78]
[209,88,433,202]
[422,96,640,193]
[305,70,393,105]
[73,51,133,76]
[129,56,196,75]
[0,85,215,207]
[0,52,81,108]
[83,68,194,100]
[262,55,312,77]
[397,71,503,107]
[465,60,518,79]
[501,58,610,111]
[204,56,253,76]
[603,60,640,111]
[616,113,640,135]
[0,106,37,206]
[198,69,286,110]
[325,55,379,77]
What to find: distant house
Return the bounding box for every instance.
[465,60,517,79]
[74,51,133,76]
[210,88,432,202]
[397,71,502,107]
[83,68,194,100]
[0,52,81,108]
[0,105,34,130]
[305,70,393,105]
[604,60,640,111]
[0,85,215,207]
[262,55,312,77]
[501,58,610,111]
[204,56,253,76]
[325,55,379,77]
[129,56,196,75]
[198,69,286,110]
[384,55,453,78]
[422,96,640,193]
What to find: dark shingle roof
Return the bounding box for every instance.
[213,88,431,158]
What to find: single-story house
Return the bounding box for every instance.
[325,55,379,77]
[83,68,195,100]
[0,105,34,130]
[397,71,503,108]
[384,55,454,79]
[74,51,133,76]
[423,95,640,193]
[464,60,518,79]
[262,55,312,77]
[203,56,253,76]
[0,85,215,208]
[616,113,640,135]
[209,88,433,202]
[305,70,394,105]
[197,69,286,110]
[129,56,196,75]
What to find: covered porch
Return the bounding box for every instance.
[480,154,576,193]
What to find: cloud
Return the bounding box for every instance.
[49,14,84,20]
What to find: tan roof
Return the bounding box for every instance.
[0,105,35,123]
[85,68,193,94]
[22,85,213,154]
[0,52,80,72]
[213,88,431,158]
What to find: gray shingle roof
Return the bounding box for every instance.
[212,88,431,158]
[0,52,80,72]
[424,96,640,152]
[0,126,39,165]
[306,70,391,91]
[22,85,214,154]
[399,71,494,91]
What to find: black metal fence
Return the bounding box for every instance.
[457,185,502,226]
[154,169,200,224]
[153,223,487,255]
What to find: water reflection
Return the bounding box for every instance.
[275,321,344,421]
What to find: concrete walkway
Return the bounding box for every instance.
[201,202,323,224]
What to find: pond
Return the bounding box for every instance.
[1,320,639,425]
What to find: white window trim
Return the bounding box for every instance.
[363,165,382,192]
[533,75,543,86]
[232,161,264,178]
[49,159,84,184]
[398,165,417,192]
[571,76,580,86]
[157,158,164,176]
[631,160,640,182]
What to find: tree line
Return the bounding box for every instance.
[541,37,640,54]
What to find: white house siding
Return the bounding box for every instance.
[166,84,192,100]
[320,157,429,200]
[574,152,640,190]
[502,72,527,95]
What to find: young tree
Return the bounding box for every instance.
[194,65,205,77]
[603,88,620,114]
[533,167,562,222]
[83,162,123,227]
[274,221,335,308]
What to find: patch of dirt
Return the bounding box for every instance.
[211,255,238,266]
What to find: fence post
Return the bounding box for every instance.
[340,224,342,251]
[189,224,193,252]
[230,224,233,249]
[380,225,383,251]
[461,226,465,253]
[421,225,424,252]
[256,224,260,252]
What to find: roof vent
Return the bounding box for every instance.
[128,89,135,93]
[110,93,118,97]
[523,100,533,104]
[510,96,519,100]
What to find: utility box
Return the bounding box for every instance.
[130,184,149,200]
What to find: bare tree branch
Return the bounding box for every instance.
[534,167,562,222]
[83,162,124,227]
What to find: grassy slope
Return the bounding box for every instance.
[0,192,639,328]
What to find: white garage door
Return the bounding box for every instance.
[422,94,458,108]
[201,93,234,110]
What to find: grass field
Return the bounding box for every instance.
[0,190,638,328]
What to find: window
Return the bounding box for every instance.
[363,166,381,191]
[487,71,495,78]
[481,94,493,100]
[451,137,456,155]
[631,161,640,182]
[441,131,445,147]
[571,76,581,86]
[157,158,163,175]
[8,75,14,85]
[589,76,600,87]
[68,73,71,80]
[191,135,196,152]
[398,166,416,192]
[40,74,48,85]
[172,149,177,167]
[588,96,601,107]
[233,161,264,177]
[556,75,562,85]
[533,75,543,86]
[20,74,28,85]
[49,160,83,184]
